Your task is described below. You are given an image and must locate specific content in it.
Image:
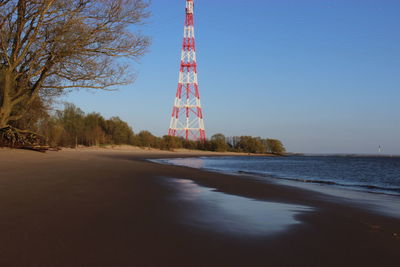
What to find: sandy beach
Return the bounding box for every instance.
[0,148,399,266]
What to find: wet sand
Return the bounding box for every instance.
[0,149,399,266]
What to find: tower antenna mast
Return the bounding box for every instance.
[168,0,206,141]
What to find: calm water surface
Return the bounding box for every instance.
[153,156,400,218]
[157,156,400,196]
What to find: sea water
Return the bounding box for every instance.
[153,155,400,218]
[156,156,400,196]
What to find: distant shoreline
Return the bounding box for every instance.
[0,144,279,157]
[2,145,399,158]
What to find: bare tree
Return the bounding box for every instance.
[0,0,150,129]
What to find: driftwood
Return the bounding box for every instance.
[0,126,48,152]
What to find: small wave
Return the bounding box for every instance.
[236,170,400,195]
[149,158,400,196]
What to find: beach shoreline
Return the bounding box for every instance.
[153,155,400,220]
[0,148,399,266]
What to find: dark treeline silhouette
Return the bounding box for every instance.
[8,103,285,154]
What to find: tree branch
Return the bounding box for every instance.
[42,84,120,91]
[14,0,56,67]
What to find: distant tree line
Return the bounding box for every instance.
[124,131,286,155]
[2,103,286,154]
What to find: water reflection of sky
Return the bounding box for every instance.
[159,158,205,169]
[164,178,313,236]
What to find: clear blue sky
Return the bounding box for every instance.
[63,0,400,154]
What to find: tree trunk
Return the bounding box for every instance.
[0,107,11,128]
[0,70,13,129]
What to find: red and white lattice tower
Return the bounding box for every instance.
[168,0,206,141]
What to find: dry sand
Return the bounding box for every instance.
[0,148,399,266]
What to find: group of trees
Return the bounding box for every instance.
[20,103,285,154]
[37,103,134,147]
[130,132,286,154]
[0,0,150,131]
[225,136,286,154]
[160,133,286,154]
